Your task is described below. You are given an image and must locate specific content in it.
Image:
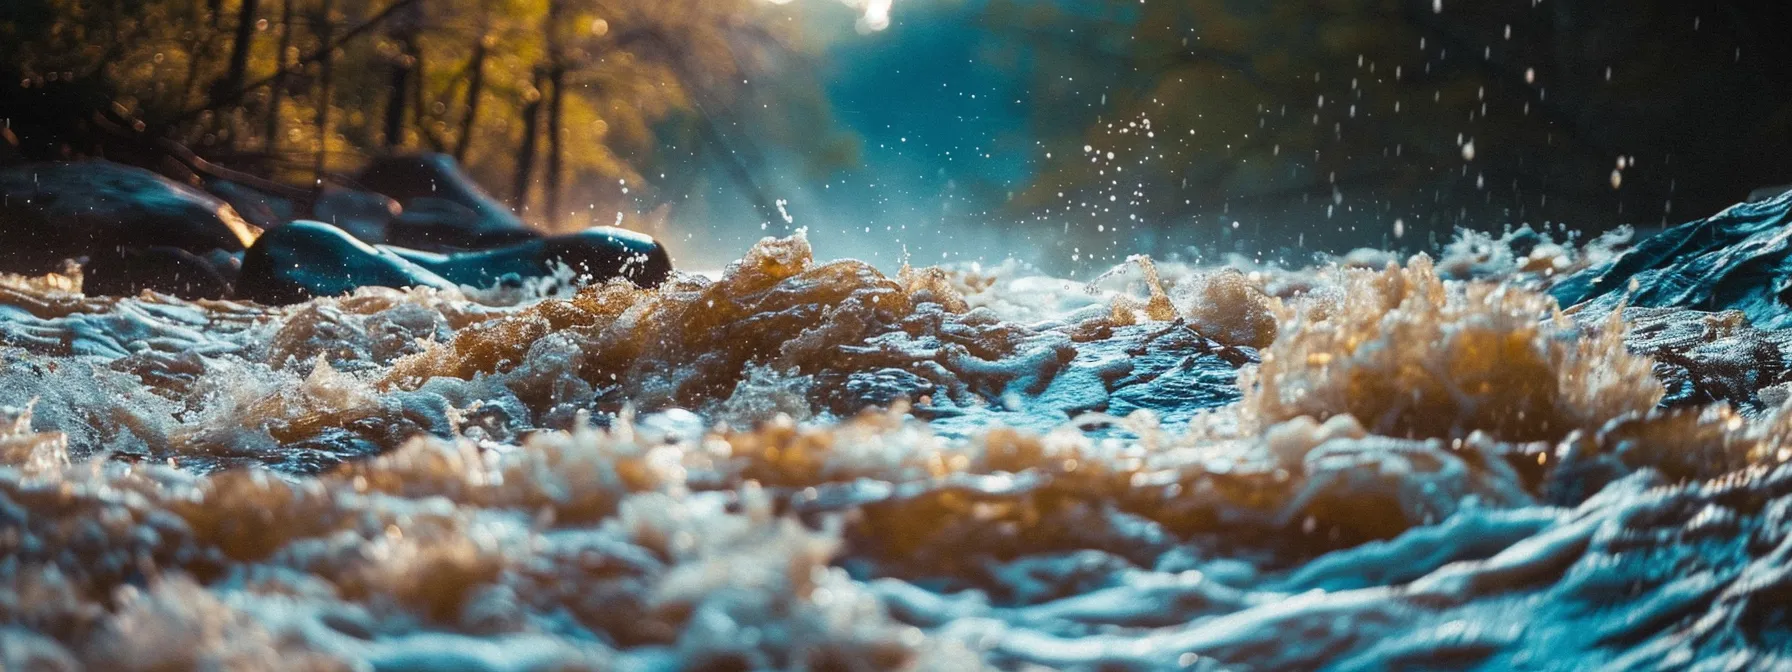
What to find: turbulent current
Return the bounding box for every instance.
[4,195,1792,670]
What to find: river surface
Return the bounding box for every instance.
[1,198,1791,670]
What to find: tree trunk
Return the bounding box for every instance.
[381,3,423,151]
[220,0,260,107]
[265,0,294,153]
[383,36,414,150]
[313,0,337,184]
[538,0,566,225]
[510,68,546,212]
[410,37,434,150]
[452,38,488,161]
[179,20,208,112]
[543,71,566,225]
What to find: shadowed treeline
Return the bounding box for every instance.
[973,0,1792,259]
[0,0,865,236]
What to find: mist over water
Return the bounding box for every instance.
[661,1,1047,272]
[676,0,1792,277]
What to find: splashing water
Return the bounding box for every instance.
[0,220,1789,670]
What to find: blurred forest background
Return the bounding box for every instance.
[3,0,1791,271]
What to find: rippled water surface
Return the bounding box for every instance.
[2,206,1791,670]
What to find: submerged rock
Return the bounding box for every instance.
[389,226,674,289]
[236,220,456,304]
[354,153,534,251]
[0,161,261,293]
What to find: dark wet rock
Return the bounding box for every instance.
[387,196,540,252]
[1552,191,1792,328]
[389,226,675,289]
[353,153,534,251]
[0,157,666,301]
[82,246,233,300]
[313,188,401,244]
[1748,184,1791,202]
[1551,193,1792,412]
[236,220,674,304]
[0,161,262,278]
[236,220,455,304]
[209,181,400,246]
[205,179,296,230]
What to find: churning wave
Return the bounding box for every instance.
[3,197,1792,670]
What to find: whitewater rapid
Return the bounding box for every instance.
[0,217,1788,670]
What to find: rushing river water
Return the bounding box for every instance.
[2,196,1792,670]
